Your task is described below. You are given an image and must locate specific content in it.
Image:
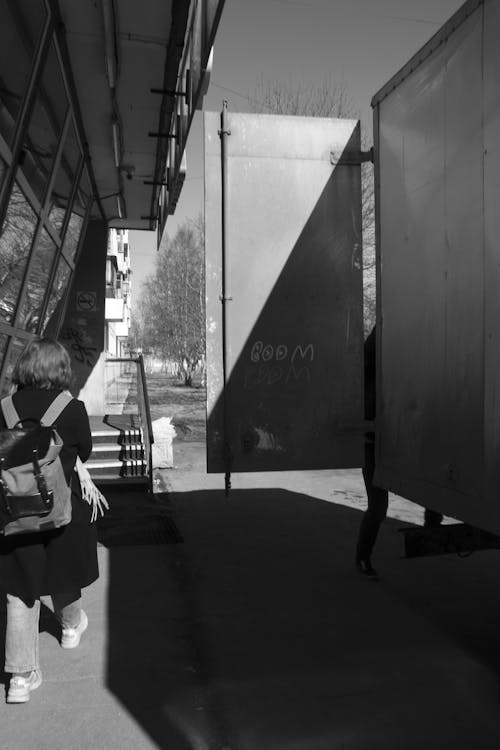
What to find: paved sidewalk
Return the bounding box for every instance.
[1,441,500,748]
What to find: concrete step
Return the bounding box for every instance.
[87,459,147,478]
[94,474,149,486]
[89,414,141,430]
[87,460,123,477]
[90,443,145,462]
[122,458,148,476]
[91,429,142,446]
[87,415,148,485]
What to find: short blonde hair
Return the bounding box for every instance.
[13,338,72,390]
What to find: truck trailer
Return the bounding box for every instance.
[372,0,500,538]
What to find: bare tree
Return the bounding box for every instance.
[250,77,375,333]
[136,216,205,386]
[0,187,38,324]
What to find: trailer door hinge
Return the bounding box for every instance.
[330,147,373,166]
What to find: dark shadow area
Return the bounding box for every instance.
[103,414,141,432]
[171,382,205,390]
[207,126,363,473]
[105,486,500,749]
[104,486,216,749]
[384,539,500,674]
[97,487,183,546]
[39,600,61,641]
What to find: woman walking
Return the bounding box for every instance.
[0,338,99,703]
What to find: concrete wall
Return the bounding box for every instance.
[59,219,108,415]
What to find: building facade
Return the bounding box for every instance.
[105,229,131,359]
[0,0,224,404]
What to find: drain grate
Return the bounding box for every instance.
[97,515,183,547]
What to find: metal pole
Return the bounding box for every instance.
[219,100,232,496]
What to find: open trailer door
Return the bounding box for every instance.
[205,110,364,474]
[372,0,500,534]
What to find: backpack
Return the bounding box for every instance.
[0,392,73,536]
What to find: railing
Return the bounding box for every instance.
[105,355,154,490]
[136,353,154,487]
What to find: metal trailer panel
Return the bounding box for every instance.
[483,0,500,517]
[205,111,364,473]
[373,0,500,534]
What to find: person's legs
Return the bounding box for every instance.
[5,594,40,674]
[5,594,42,703]
[356,481,389,561]
[423,508,443,528]
[52,591,87,649]
[356,442,389,569]
[52,591,82,629]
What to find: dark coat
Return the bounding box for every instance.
[0,387,99,601]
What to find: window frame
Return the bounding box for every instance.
[0,3,98,392]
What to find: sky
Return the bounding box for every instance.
[130,0,464,301]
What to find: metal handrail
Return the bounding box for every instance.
[105,356,154,490]
[137,354,154,449]
[136,354,154,488]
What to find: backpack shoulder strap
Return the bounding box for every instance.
[0,396,21,429]
[40,391,74,427]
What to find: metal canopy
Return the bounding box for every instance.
[57,0,224,231]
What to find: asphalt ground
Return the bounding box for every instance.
[1,439,500,749]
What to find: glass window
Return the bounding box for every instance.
[17,227,57,332]
[0,155,5,192]
[0,332,8,382]
[61,210,84,265]
[48,118,81,234]
[1,336,27,396]
[0,0,46,146]
[21,42,69,205]
[61,168,91,264]
[0,183,38,325]
[42,255,71,334]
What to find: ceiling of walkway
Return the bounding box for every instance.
[58,0,222,230]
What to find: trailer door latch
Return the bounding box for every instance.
[330,147,373,166]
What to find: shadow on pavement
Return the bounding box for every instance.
[104,486,500,750]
